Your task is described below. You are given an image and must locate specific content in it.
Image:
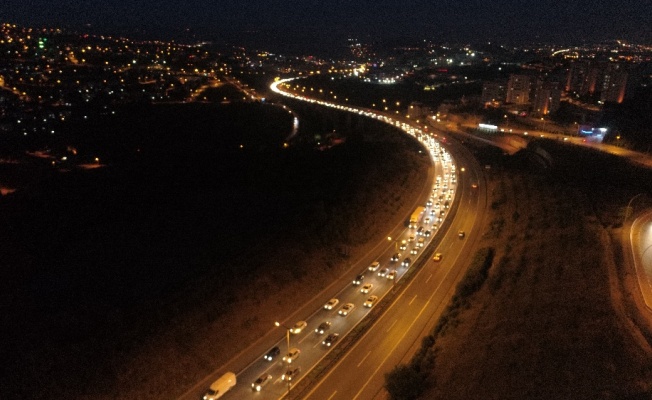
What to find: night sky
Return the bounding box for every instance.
[3,0,652,49]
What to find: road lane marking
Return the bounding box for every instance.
[386,319,397,333]
[299,334,311,344]
[357,351,372,368]
[351,252,456,400]
[351,298,432,400]
[425,273,433,283]
[409,295,417,305]
[327,390,338,400]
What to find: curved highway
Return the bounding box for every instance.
[179,77,487,400]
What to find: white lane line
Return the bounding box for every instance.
[351,299,432,400]
[425,273,433,283]
[299,334,310,344]
[409,295,417,305]
[327,390,338,400]
[356,351,372,368]
[386,319,397,333]
[352,253,455,400]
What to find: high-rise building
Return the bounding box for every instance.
[600,64,628,103]
[481,81,507,105]
[532,80,561,116]
[565,61,589,93]
[506,74,531,104]
[567,61,628,102]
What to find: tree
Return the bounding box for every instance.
[385,364,426,400]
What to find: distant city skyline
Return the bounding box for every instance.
[3,0,652,52]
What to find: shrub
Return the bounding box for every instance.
[385,364,427,400]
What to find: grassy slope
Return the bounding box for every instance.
[419,147,652,399]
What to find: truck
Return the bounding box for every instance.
[409,206,426,229]
[203,372,236,400]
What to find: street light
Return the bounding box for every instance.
[387,236,398,251]
[275,321,292,394]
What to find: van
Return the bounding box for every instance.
[203,372,236,400]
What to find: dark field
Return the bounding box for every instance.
[0,101,429,399]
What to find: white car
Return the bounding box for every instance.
[339,303,355,316]
[282,347,301,363]
[368,261,380,271]
[364,295,379,307]
[360,283,373,294]
[290,321,307,334]
[324,298,339,310]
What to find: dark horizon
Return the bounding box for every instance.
[3,0,651,53]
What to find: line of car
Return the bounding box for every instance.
[257,149,458,395]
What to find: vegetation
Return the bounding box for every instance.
[385,247,495,399]
[387,141,652,400]
[0,100,429,399]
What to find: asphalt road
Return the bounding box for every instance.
[180,78,486,400]
[630,210,652,311]
[297,137,486,400]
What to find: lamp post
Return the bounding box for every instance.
[275,321,292,395]
[387,236,398,251]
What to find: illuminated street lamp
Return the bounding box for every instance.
[387,236,399,251]
[275,321,292,394]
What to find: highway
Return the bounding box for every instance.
[630,210,652,311]
[297,137,485,400]
[180,77,486,400]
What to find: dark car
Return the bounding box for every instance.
[252,374,272,391]
[282,366,301,382]
[315,321,332,334]
[322,333,340,347]
[353,274,364,285]
[263,346,280,361]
